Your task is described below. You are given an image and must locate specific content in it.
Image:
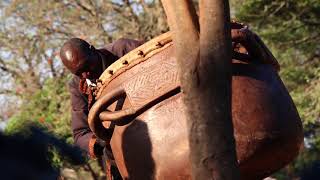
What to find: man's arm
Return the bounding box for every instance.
[69,76,104,158]
[104,38,144,58]
[230,22,280,71]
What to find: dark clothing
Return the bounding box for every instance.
[68,38,143,155]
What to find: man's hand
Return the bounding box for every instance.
[88,135,107,158]
[231,21,280,71]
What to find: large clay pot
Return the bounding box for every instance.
[88,32,303,180]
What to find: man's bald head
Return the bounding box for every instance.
[60,38,98,76]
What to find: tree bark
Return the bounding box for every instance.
[161,0,200,67]
[161,0,240,179]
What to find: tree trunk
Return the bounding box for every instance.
[161,0,240,179]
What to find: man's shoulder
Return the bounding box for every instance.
[103,38,144,57]
[113,38,143,47]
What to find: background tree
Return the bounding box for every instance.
[162,0,239,179]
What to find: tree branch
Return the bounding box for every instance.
[74,0,95,16]
[0,89,22,97]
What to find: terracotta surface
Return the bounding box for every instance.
[88,35,303,180]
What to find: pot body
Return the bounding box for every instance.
[97,43,303,180]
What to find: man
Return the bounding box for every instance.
[60,37,144,179]
[60,22,279,179]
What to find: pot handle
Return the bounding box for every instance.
[88,86,136,140]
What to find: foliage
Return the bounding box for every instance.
[5,75,70,133]
[0,0,168,179]
[236,0,320,179]
[0,0,168,120]
[0,0,169,121]
[5,75,73,166]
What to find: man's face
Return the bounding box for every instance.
[74,52,102,80]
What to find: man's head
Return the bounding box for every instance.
[60,38,103,79]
